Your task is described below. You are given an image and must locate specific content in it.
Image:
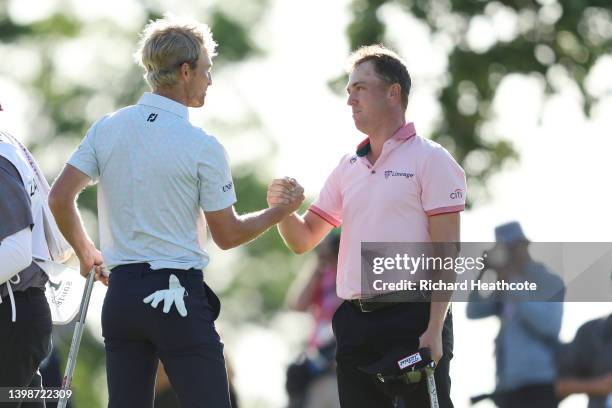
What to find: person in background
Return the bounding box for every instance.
[556,312,612,408]
[286,233,342,408]
[467,221,564,408]
[0,102,52,408]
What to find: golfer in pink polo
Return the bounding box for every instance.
[268,45,466,407]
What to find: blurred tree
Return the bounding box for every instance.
[0,1,310,407]
[345,0,612,202]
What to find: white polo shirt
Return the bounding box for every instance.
[310,122,467,299]
[68,93,237,271]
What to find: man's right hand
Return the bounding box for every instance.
[267,177,305,215]
[78,244,107,285]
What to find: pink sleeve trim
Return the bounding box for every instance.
[426,204,465,216]
[309,205,341,227]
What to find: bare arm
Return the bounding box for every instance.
[556,373,612,399]
[428,212,460,321]
[277,211,334,254]
[205,178,305,250]
[267,178,334,254]
[419,212,460,362]
[205,204,300,250]
[49,164,105,282]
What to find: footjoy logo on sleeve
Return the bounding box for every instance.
[384,170,414,179]
[397,352,422,370]
[222,182,233,192]
[450,189,464,199]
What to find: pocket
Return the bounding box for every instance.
[101,290,117,338]
[203,282,221,321]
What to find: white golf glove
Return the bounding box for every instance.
[143,274,188,317]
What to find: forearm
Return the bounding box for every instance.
[427,244,456,330]
[556,376,611,398]
[278,213,316,254]
[427,213,460,332]
[466,295,500,318]
[49,198,94,257]
[223,207,288,249]
[428,298,450,331]
[428,244,456,323]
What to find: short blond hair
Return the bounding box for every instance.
[135,14,217,89]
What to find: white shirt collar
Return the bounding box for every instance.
[137,92,189,120]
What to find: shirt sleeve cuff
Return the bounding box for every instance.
[66,161,97,181]
[201,194,237,212]
[425,204,465,216]
[309,205,341,227]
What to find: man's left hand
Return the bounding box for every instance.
[419,326,443,364]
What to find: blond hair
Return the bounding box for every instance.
[134,14,217,89]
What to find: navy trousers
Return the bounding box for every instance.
[332,301,454,408]
[102,264,231,408]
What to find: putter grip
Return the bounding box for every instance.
[426,369,440,408]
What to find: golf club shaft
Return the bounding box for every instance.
[426,367,440,408]
[58,269,96,408]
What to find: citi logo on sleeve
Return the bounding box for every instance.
[222,182,233,192]
[450,189,464,199]
[146,113,158,122]
[384,170,414,179]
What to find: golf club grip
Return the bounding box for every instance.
[58,270,96,408]
[426,369,440,408]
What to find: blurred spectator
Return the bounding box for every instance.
[467,221,564,408]
[556,313,612,408]
[285,233,342,408]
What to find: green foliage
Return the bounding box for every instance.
[346,0,612,202]
[210,10,262,63]
[57,329,107,407]
[348,0,388,49]
[0,3,279,406]
[221,168,310,321]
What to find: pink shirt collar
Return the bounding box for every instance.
[356,122,417,156]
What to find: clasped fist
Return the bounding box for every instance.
[267,177,305,215]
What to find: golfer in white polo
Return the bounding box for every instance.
[49,15,303,408]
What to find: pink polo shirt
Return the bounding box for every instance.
[310,122,466,299]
